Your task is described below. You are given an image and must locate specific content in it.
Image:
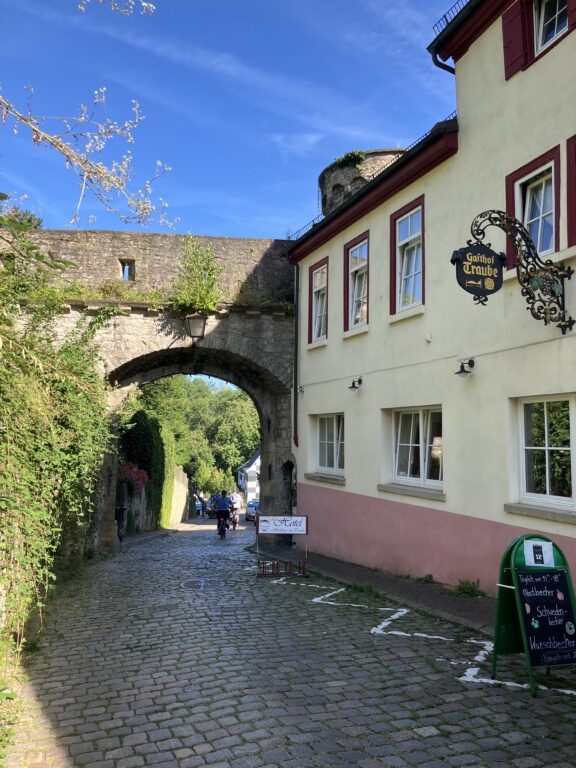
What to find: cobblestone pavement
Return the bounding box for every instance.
[6,521,576,768]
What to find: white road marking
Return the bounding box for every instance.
[270,578,576,697]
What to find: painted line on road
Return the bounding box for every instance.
[273,579,576,697]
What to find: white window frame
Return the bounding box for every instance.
[317,414,345,475]
[396,206,423,311]
[348,240,368,328]
[312,263,328,342]
[534,0,568,54]
[519,396,575,510]
[393,408,442,489]
[514,163,555,255]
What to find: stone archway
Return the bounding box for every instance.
[33,230,297,553]
[83,304,296,552]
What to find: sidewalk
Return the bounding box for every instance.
[257,540,497,637]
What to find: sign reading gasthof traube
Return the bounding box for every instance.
[256,515,308,535]
[450,242,506,302]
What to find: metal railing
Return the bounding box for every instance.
[432,0,473,35]
[287,111,458,242]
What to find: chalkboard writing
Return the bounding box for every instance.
[516,569,576,667]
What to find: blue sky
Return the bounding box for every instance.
[0,0,456,239]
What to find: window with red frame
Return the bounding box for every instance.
[343,233,369,331]
[389,196,425,315]
[505,147,560,267]
[308,258,328,343]
[503,0,576,80]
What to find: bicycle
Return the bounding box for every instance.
[217,514,228,539]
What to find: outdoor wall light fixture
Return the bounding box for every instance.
[348,377,363,390]
[297,385,304,393]
[185,313,207,341]
[454,359,475,378]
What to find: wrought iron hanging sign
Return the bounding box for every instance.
[451,209,575,335]
[451,242,506,304]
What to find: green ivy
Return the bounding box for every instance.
[119,410,165,530]
[0,208,113,671]
[159,425,176,529]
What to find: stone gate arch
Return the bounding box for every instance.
[94,306,296,550]
[34,231,296,553]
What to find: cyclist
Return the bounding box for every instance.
[214,490,232,537]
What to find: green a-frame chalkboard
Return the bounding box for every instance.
[492,534,576,696]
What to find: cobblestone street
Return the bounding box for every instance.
[6,521,576,768]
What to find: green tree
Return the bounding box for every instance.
[207,390,260,472]
[128,375,260,496]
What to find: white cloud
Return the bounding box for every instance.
[10,0,393,146]
[269,132,324,158]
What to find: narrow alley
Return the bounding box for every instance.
[6,522,576,768]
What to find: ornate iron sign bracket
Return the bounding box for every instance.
[470,210,575,335]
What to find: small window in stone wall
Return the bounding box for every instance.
[120,260,135,281]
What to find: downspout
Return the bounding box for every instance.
[292,261,299,449]
[429,48,456,75]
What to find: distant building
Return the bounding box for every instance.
[238,450,260,502]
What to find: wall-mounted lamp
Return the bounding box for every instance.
[297,385,304,393]
[185,313,207,341]
[348,377,363,391]
[454,359,475,378]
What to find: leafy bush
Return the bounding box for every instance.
[169,236,223,315]
[0,207,113,666]
[333,150,366,170]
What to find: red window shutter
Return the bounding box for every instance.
[343,249,350,332]
[502,2,528,80]
[569,0,576,30]
[307,264,313,344]
[567,136,576,248]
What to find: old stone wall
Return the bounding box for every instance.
[38,228,297,554]
[318,149,404,216]
[170,467,191,527]
[31,231,294,302]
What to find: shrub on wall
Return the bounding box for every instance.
[0,257,112,662]
[168,236,223,315]
[159,425,176,529]
[119,410,164,530]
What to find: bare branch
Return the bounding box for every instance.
[0,91,174,227]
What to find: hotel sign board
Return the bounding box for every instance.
[256,515,308,535]
[451,243,506,303]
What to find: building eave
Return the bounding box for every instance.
[428,0,512,63]
[288,118,459,264]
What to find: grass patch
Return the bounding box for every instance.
[347,582,382,598]
[0,684,19,765]
[455,578,486,598]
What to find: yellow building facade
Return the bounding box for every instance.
[289,0,576,594]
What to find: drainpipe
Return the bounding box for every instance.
[429,48,456,75]
[292,262,299,449]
